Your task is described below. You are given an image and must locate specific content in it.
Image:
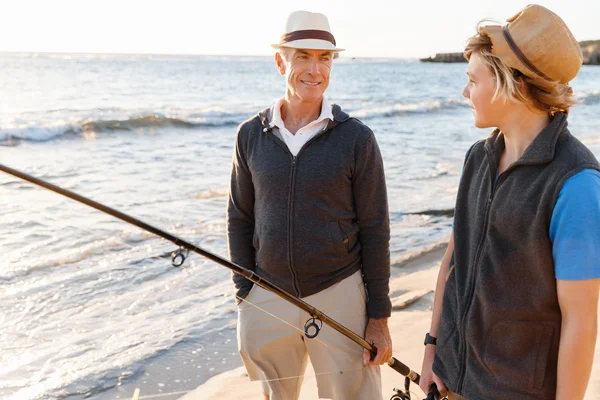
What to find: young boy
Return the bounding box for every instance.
[420,5,600,400]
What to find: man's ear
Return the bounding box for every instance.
[274,51,287,76]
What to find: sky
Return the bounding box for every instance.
[1,0,599,59]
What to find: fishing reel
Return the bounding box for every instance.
[389,380,446,400]
[389,377,412,400]
[390,392,411,400]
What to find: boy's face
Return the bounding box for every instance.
[463,53,510,129]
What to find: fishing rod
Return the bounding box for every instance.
[0,163,441,400]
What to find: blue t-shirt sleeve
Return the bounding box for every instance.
[550,169,600,280]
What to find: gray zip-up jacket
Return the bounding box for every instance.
[433,113,600,399]
[226,104,392,318]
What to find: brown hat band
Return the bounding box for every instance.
[280,29,336,46]
[502,25,552,81]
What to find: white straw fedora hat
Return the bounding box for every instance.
[271,10,345,52]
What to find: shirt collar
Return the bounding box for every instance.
[270,97,334,129]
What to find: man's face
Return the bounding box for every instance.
[276,48,333,103]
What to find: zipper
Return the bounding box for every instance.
[456,152,500,392]
[455,127,563,390]
[270,125,333,297]
[265,121,342,298]
[287,155,301,296]
[456,153,522,391]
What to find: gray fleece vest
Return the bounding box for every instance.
[433,113,600,399]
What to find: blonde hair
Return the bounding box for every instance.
[464,23,577,115]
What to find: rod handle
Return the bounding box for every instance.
[387,357,420,383]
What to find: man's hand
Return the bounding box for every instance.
[363,317,392,366]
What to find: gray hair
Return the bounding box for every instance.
[277,47,293,62]
[277,47,337,62]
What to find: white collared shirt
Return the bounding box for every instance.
[270,97,334,156]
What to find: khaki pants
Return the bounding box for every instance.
[237,270,382,400]
[447,392,467,400]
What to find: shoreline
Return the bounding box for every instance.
[179,247,445,400]
[99,245,447,400]
[179,243,600,400]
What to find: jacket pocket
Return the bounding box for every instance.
[433,262,461,386]
[328,221,348,255]
[437,264,458,347]
[252,220,260,250]
[433,266,460,386]
[483,320,555,391]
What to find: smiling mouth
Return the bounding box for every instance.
[301,80,321,86]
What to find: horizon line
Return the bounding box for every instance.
[0,49,447,60]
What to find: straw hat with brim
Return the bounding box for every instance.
[271,10,345,52]
[479,4,582,84]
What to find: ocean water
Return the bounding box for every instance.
[1,52,599,400]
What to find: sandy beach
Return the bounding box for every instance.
[179,246,600,400]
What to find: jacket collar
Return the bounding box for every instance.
[484,112,568,166]
[258,103,350,132]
